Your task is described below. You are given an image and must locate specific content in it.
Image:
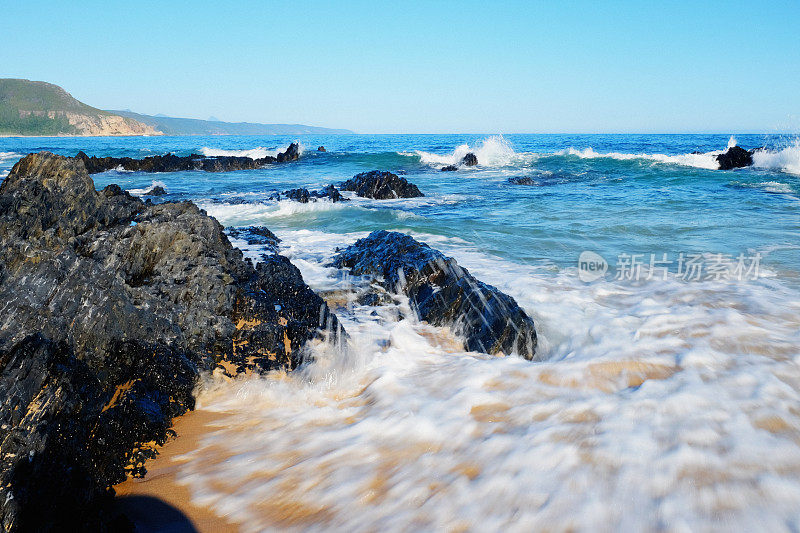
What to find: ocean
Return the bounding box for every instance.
[1,134,799,530]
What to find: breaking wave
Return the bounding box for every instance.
[199,144,303,160]
[412,135,535,168]
[128,180,168,195]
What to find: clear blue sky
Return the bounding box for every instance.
[2,0,798,133]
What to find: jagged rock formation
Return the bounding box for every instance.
[0,152,342,531]
[143,185,167,196]
[74,143,302,174]
[339,170,423,199]
[332,230,537,360]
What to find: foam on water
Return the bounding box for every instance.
[165,227,800,531]
[128,180,168,195]
[752,142,800,175]
[556,146,723,170]
[0,151,21,163]
[200,143,304,160]
[413,135,535,168]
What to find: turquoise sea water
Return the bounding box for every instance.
[2,134,800,530]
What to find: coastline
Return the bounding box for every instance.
[113,408,239,532]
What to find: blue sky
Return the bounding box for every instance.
[2,0,798,133]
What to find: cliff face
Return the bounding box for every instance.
[0,79,160,136]
[0,152,342,531]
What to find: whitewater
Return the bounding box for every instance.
[1,133,799,531]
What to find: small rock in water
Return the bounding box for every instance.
[462,152,478,166]
[716,145,754,170]
[276,142,300,163]
[317,146,326,152]
[339,170,424,199]
[144,185,167,196]
[441,165,458,172]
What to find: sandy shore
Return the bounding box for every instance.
[113,409,239,532]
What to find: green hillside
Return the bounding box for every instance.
[0,79,99,135]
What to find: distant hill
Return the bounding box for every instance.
[0,78,354,136]
[0,79,157,136]
[109,110,355,136]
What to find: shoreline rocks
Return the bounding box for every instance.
[332,230,538,360]
[74,142,302,174]
[269,184,348,203]
[462,152,478,166]
[340,170,423,199]
[0,152,342,531]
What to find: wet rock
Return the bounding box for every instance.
[270,185,348,203]
[508,176,536,185]
[441,165,458,172]
[73,143,303,175]
[317,146,326,152]
[339,170,424,199]
[276,142,300,163]
[462,152,478,166]
[716,146,754,170]
[332,230,537,360]
[0,152,343,531]
[143,185,167,196]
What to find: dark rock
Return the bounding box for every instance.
[310,185,348,203]
[317,146,326,152]
[144,185,167,196]
[339,170,424,199]
[508,176,536,186]
[716,146,754,170]
[227,225,280,247]
[283,188,311,203]
[462,153,478,166]
[332,230,537,360]
[276,143,300,163]
[441,165,458,172]
[0,152,343,531]
[73,143,303,175]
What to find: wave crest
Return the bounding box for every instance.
[199,143,304,160]
[413,135,531,168]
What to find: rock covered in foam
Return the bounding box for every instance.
[0,152,343,530]
[332,230,537,360]
[339,170,423,199]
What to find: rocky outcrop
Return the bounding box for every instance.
[65,112,161,136]
[332,231,537,360]
[74,143,302,174]
[143,185,167,196]
[716,145,754,170]
[317,146,326,152]
[462,153,478,166]
[269,185,348,203]
[0,152,342,531]
[441,165,458,172]
[339,170,423,199]
[276,143,300,163]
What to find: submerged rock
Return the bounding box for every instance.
[508,176,536,185]
[317,146,326,152]
[332,230,537,360]
[73,142,303,174]
[0,152,342,531]
[441,165,458,172]
[716,145,754,170]
[462,152,478,166]
[339,170,424,199]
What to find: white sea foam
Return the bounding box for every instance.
[0,151,21,162]
[128,180,167,195]
[168,226,800,531]
[557,146,723,170]
[413,135,535,168]
[200,143,304,160]
[752,142,800,175]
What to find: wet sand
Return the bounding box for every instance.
[113,409,239,532]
